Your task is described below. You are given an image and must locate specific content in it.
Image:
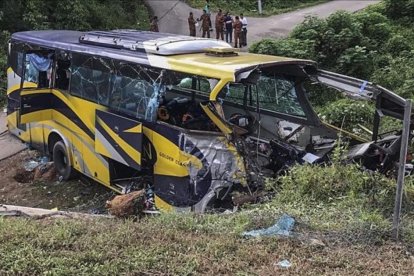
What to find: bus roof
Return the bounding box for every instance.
[11,30,315,80]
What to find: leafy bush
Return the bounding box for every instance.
[318,98,375,131]
[371,54,414,100]
[385,0,414,24]
[249,38,315,59]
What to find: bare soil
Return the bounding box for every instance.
[0,150,114,213]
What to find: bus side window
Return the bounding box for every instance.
[55,53,71,91]
[92,57,112,106]
[70,54,112,105]
[70,54,96,101]
[24,52,53,88]
[8,43,24,77]
[109,63,157,119]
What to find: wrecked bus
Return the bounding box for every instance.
[6,30,413,213]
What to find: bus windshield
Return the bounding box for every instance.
[222,73,306,117]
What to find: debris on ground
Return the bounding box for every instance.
[106,190,145,218]
[33,162,57,182]
[243,213,295,237]
[23,156,49,172]
[0,204,113,219]
[275,259,292,269]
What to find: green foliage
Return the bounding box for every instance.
[186,0,329,16]
[384,0,414,24]
[0,0,150,32]
[318,98,375,132]
[371,54,414,100]
[277,163,394,206]
[249,38,315,59]
[250,4,414,131]
[336,46,374,79]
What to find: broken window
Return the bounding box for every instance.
[166,72,217,98]
[24,53,53,88]
[251,74,305,117]
[55,52,71,91]
[70,54,112,105]
[109,63,163,121]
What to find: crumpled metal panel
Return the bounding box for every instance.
[178,132,246,212]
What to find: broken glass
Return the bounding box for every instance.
[24,53,52,87]
[109,63,165,121]
[251,74,305,117]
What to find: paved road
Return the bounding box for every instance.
[0,112,27,161]
[146,0,379,45]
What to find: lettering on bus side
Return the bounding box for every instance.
[158,151,187,167]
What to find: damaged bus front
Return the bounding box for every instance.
[188,61,413,210]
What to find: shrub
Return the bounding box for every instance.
[249,38,314,59]
[318,98,375,131]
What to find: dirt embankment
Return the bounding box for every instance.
[0,150,113,212]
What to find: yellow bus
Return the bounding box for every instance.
[7,30,412,212]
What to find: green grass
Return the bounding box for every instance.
[186,0,331,17]
[2,150,414,274]
[1,207,414,275]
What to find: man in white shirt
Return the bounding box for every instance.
[240,13,248,47]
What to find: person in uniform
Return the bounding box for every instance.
[224,12,233,44]
[215,9,224,40]
[188,12,196,37]
[204,0,212,29]
[199,10,211,38]
[233,16,242,48]
[150,16,159,32]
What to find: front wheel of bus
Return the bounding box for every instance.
[53,141,75,181]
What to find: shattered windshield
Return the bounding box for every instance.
[223,73,306,117]
[252,74,305,117]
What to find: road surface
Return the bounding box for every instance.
[0,112,27,161]
[146,0,379,45]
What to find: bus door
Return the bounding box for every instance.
[19,50,55,146]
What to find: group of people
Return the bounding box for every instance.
[188,9,247,48]
[149,0,248,48]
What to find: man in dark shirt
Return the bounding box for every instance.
[188,12,196,37]
[224,12,233,44]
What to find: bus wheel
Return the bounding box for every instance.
[53,141,75,181]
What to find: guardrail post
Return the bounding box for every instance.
[392,99,412,240]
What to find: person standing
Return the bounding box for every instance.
[224,12,233,44]
[150,16,159,32]
[204,0,212,30]
[199,10,211,38]
[240,13,248,46]
[215,9,224,40]
[233,16,242,48]
[188,12,196,37]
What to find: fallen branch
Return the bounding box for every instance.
[0,204,114,219]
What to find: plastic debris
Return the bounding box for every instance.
[24,160,40,172]
[23,156,50,172]
[276,259,291,269]
[242,213,295,237]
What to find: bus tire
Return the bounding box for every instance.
[53,141,75,181]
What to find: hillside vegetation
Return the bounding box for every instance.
[186,0,330,16]
[250,1,414,133]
